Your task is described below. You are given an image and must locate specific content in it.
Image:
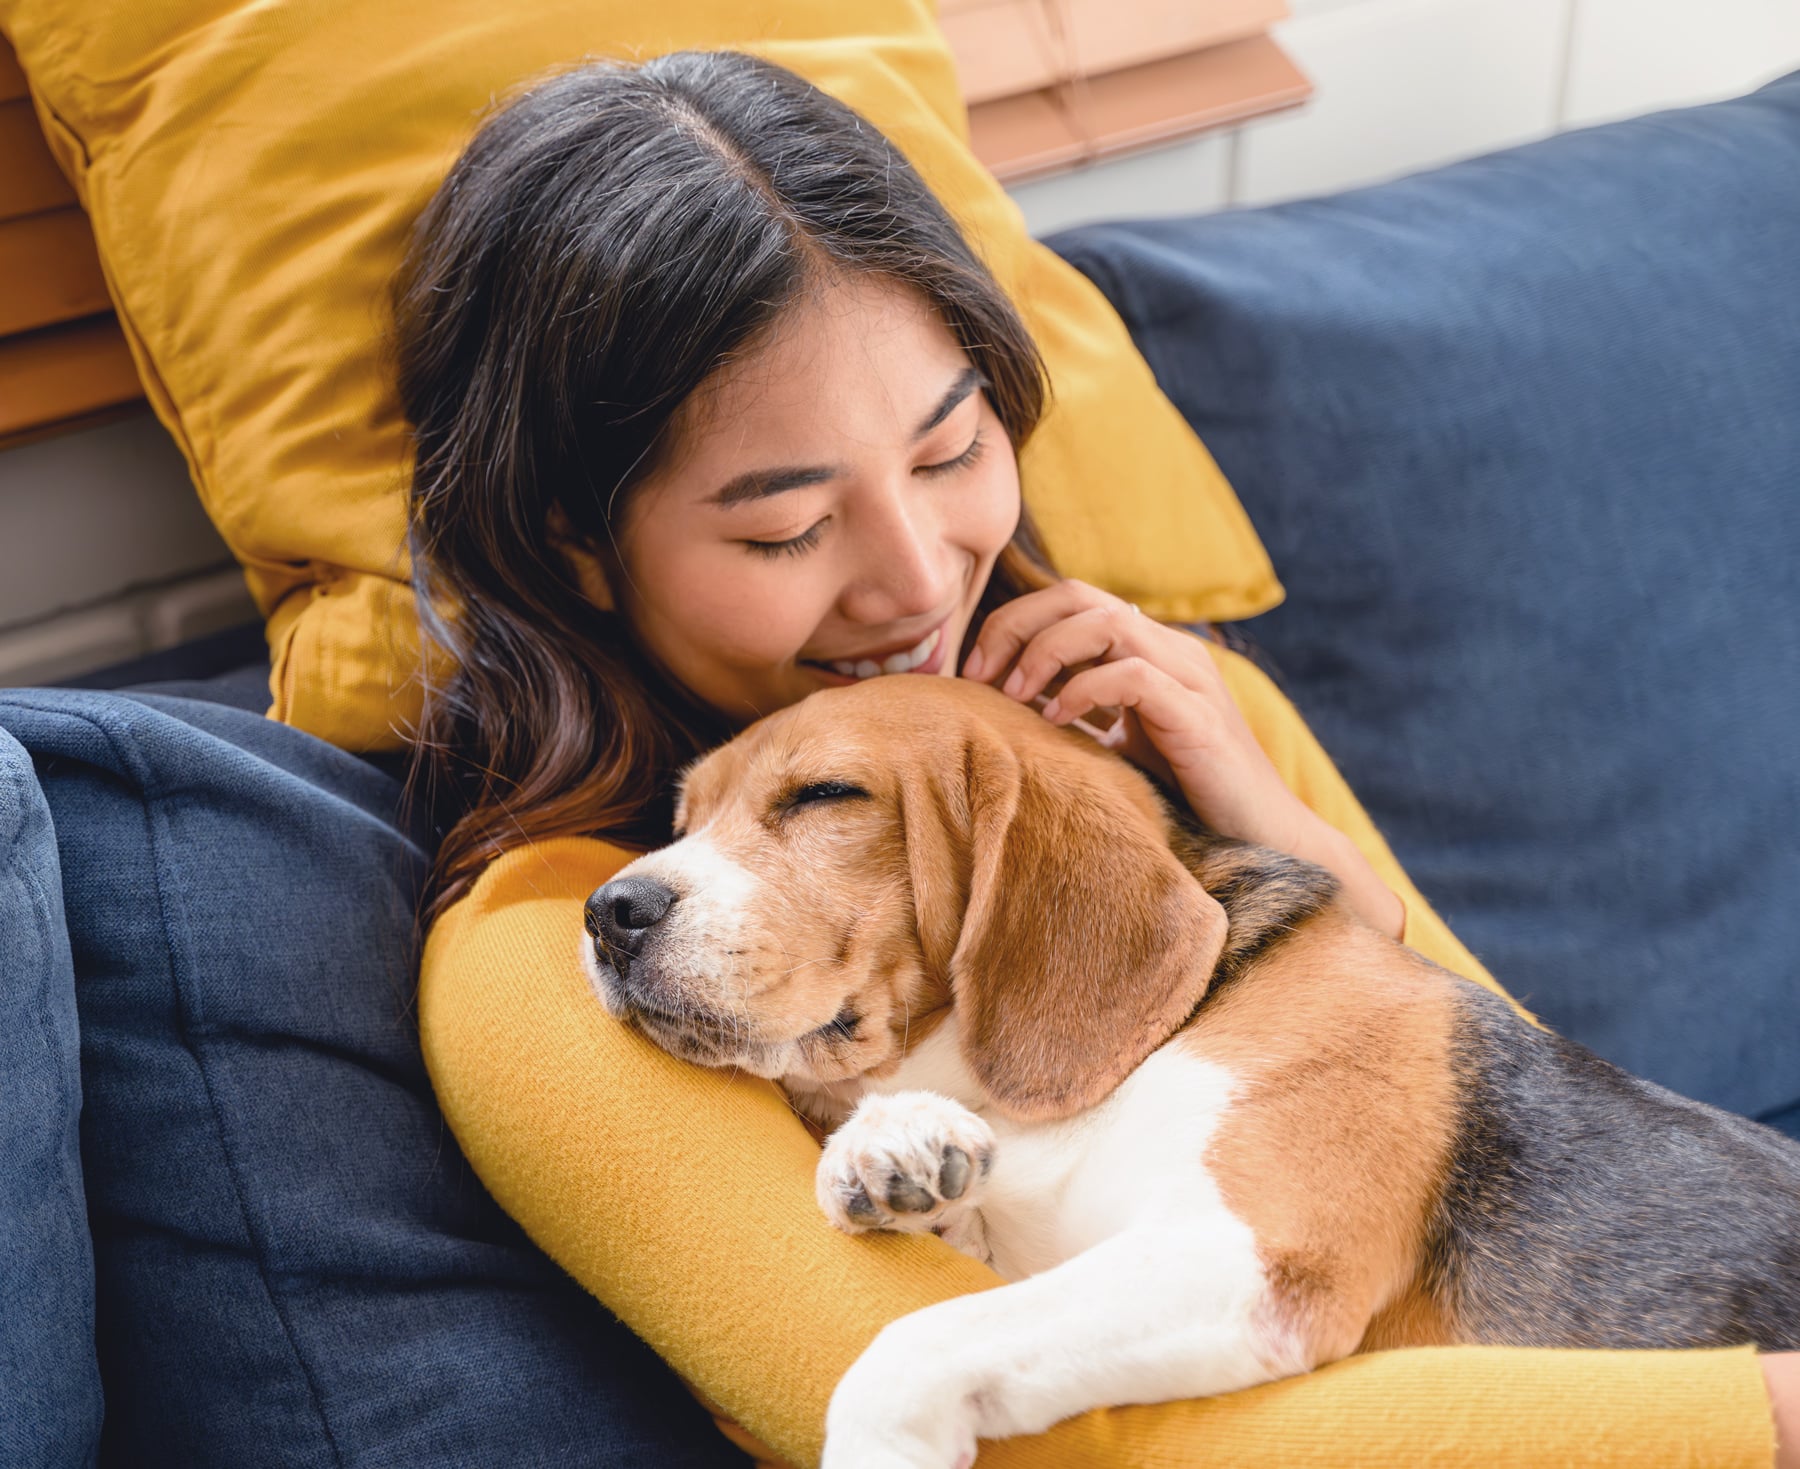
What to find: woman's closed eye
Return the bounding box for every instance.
[915,427,986,480]
[740,430,988,559]
[744,519,828,559]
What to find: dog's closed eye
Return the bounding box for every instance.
[778,780,871,816]
[811,1003,862,1042]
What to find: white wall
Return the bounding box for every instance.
[4,0,1798,684]
[0,414,249,683]
[1008,0,1800,228]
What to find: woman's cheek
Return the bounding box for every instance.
[969,444,1024,558]
[724,558,836,664]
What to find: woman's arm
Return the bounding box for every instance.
[420,836,1776,1468]
[420,628,1780,1465]
[1768,1354,1800,1469]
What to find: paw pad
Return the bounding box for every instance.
[817,1093,997,1237]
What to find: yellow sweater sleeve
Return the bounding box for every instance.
[418,659,1777,1469]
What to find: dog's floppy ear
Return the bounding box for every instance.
[947,723,1230,1123]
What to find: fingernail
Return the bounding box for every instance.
[1040,698,1062,721]
[1002,668,1025,699]
[963,648,985,681]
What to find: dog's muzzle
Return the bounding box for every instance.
[582,876,761,1066]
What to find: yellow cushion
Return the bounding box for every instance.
[419,646,1775,1467]
[0,0,1281,750]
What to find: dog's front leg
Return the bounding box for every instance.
[822,1224,1301,1469]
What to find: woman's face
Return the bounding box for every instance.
[612,274,1022,727]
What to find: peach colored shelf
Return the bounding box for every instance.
[969,33,1311,184]
[941,0,1286,106]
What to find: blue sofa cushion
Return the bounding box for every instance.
[1046,72,1800,1131]
[0,688,743,1467]
[0,727,101,1469]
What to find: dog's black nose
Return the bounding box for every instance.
[585,877,678,957]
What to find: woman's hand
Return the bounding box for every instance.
[963,578,1405,939]
[1768,1353,1800,1469]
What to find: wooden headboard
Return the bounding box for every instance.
[0,36,142,448]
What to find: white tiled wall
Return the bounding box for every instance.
[0,413,256,684]
[1009,0,1800,231]
[0,414,233,628]
[1232,0,1569,206]
[1562,0,1800,127]
[5,2,1798,685]
[1006,132,1234,234]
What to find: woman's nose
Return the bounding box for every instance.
[840,489,950,624]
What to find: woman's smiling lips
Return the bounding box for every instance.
[802,618,951,684]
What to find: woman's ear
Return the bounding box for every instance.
[948,725,1230,1123]
[546,504,617,612]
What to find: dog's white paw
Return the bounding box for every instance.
[817,1091,996,1253]
[824,1327,979,1469]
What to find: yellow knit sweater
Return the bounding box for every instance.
[419,645,1776,1468]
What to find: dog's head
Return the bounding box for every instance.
[581,677,1228,1121]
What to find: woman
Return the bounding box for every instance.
[397,49,1796,1469]
[396,49,1402,940]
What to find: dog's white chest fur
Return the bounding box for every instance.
[809,1018,1295,1467]
[860,1018,1251,1283]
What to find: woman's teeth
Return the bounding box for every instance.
[829,626,941,679]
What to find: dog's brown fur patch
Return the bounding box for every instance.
[1178,912,1464,1363]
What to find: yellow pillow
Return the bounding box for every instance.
[0,0,1280,750]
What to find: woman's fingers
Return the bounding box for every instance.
[1040,657,1208,742]
[1045,659,1298,846]
[967,582,1218,704]
[962,579,1119,685]
[996,604,1143,704]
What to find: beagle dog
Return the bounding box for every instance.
[580,675,1800,1469]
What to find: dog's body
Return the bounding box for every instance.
[580,677,1800,1468]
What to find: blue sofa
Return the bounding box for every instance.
[3,72,1796,1467]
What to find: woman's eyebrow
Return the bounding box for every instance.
[707,368,987,509]
[912,367,986,441]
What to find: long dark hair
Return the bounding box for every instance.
[396,50,1059,925]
